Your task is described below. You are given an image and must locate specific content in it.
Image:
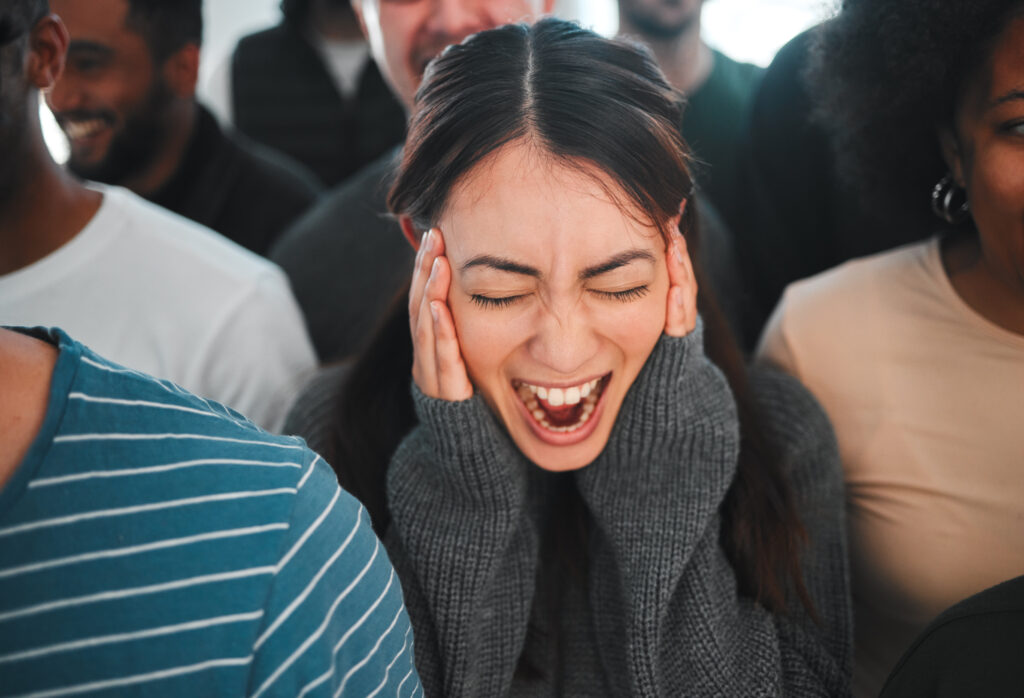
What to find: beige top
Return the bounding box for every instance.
[758,237,1024,698]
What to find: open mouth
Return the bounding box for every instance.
[513,374,610,434]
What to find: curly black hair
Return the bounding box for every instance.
[808,0,1024,223]
[124,0,202,62]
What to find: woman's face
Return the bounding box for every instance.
[436,141,672,471]
[945,14,1024,291]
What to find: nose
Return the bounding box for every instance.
[427,0,489,42]
[527,302,601,377]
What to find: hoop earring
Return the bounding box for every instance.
[931,173,970,225]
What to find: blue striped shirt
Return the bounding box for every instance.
[0,328,421,698]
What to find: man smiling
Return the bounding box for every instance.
[47,0,322,254]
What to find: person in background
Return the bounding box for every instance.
[730,28,933,350]
[617,0,763,230]
[268,0,553,362]
[271,0,745,362]
[46,0,323,256]
[211,0,406,188]
[757,1,1024,694]
[879,575,1024,697]
[0,326,421,697]
[0,1,316,431]
[287,18,851,695]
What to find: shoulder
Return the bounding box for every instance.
[761,239,935,360]
[100,185,287,285]
[748,366,842,501]
[282,363,351,456]
[270,148,401,259]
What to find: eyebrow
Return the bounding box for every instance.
[67,40,115,57]
[460,249,656,280]
[992,88,1024,107]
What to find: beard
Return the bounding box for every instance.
[623,1,700,41]
[64,79,175,185]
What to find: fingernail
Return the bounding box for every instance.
[675,287,685,306]
[420,231,428,251]
[430,256,441,277]
[674,240,685,263]
[424,229,435,253]
[429,301,440,323]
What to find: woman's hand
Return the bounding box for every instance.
[665,229,699,337]
[409,228,474,401]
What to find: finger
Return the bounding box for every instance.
[411,257,442,397]
[664,232,699,337]
[431,300,473,401]
[408,228,441,330]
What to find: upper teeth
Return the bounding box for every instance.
[522,378,600,406]
[64,119,105,140]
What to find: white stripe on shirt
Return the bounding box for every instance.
[0,566,277,625]
[0,489,296,539]
[29,459,303,489]
[0,611,263,665]
[0,523,288,580]
[276,487,340,572]
[14,655,254,698]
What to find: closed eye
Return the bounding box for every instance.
[470,294,528,308]
[590,285,650,302]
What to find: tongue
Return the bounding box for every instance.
[541,401,583,427]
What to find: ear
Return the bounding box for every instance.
[541,0,556,13]
[27,15,69,90]
[938,126,965,186]
[399,215,421,251]
[162,43,200,99]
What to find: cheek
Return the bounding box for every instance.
[967,146,1024,275]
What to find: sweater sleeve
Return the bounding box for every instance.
[384,387,540,697]
[575,324,852,696]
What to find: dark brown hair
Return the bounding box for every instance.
[330,18,812,617]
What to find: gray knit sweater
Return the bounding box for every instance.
[285,327,852,696]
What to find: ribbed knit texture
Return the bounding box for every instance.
[286,325,853,696]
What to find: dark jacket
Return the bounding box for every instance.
[231,21,406,188]
[150,104,323,255]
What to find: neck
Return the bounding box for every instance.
[120,100,197,197]
[943,234,1024,335]
[307,0,363,41]
[0,115,102,276]
[618,13,713,94]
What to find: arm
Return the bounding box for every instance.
[576,328,851,696]
[247,451,422,698]
[385,389,540,697]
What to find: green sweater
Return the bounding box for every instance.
[286,327,853,695]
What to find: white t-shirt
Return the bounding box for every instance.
[0,185,316,431]
[757,237,1024,697]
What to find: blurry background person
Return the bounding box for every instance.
[268,0,555,362]
[757,0,1024,694]
[730,27,934,350]
[212,0,406,188]
[46,0,322,255]
[286,19,850,695]
[0,325,420,697]
[0,1,315,431]
[617,0,762,228]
